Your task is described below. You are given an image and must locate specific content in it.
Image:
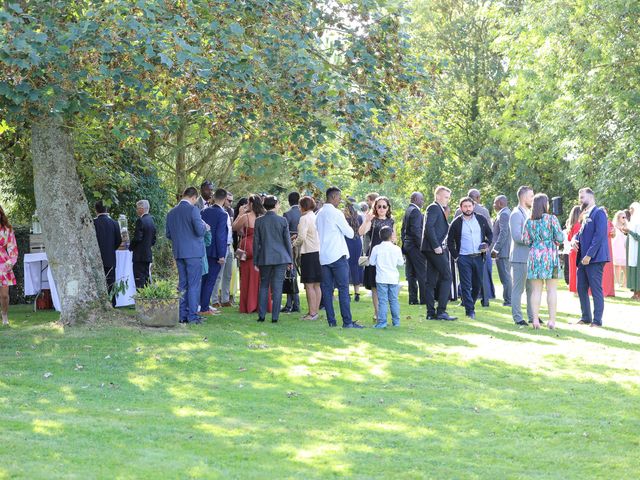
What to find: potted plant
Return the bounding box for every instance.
[135,280,180,327]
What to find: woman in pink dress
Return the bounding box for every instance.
[612,210,628,287]
[601,208,616,297]
[232,195,271,314]
[0,205,19,326]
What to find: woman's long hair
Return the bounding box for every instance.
[234,197,248,219]
[248,194,266,217]
[372,196,392,219]
[344,201,360,231]
[531,193,549,221]
[566,205,582,229]
[0,205,11,230]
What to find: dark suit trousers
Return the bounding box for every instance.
[104,266,116,307]
[200,258,222,312]
[133,261,151,290]
[405,247,427,304]
[425,250,452,316]
[577,262,605,325]
[258,264,287,321]
[177,258,202,322]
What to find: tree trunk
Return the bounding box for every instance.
[174,99,187,197]
[31,116,111,325]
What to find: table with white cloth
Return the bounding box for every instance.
[23,251,137,311]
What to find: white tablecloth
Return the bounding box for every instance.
[24,251,137,311]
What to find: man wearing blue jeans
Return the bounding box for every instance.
[369,226,404,328]
[316,187,364,328]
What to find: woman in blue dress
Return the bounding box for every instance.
[344,201,364,302]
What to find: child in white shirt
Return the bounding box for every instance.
[369,226,404,328]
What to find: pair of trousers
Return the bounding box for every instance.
[424,250,452,316]
[212,246,234,304]
[200,257,223,312]
[177,257,203,322]
[377,283,400,326]
[511,262,532,323]
[495,257,512,305]
[320,256,353,326]
[405,247,427,304]
[480,255,495,304]
[258,264,288,321]
[457,255,484,314]
[133,261,151,290]
[577,262,605,325]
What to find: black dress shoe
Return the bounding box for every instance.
[343,322,364,329]
[409,301,419,305]
[290,308,300,313]
[436,313,457,321]
[503,302,512,307]
[281,307,292,313]
[426,312,437,320]
[354,294,360,302]
[328,322,337,327]
[179,319,188,324]
[272,319,278,323]
[482,303,490,308]
[257,317,265,322]
[466,312,476,319]
[188,317,203,324]
[515,320,528,326]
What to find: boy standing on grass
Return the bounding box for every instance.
[369,226,404,328]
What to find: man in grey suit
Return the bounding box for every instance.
[509,186,534,326]
[282,191,301,313]
[491,195,512,306]
[254,195,294,323]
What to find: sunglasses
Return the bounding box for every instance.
[376,204,389,210]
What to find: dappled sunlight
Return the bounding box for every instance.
[32,418,64,436]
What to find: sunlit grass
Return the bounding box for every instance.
[1,287,639,479]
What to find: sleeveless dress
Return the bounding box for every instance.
[0,227,18,286]
[523,214,564,280]
[567,222,581,292]
[238,226,271,314]
[601,221,615,297]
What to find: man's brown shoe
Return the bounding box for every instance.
[212,302,222,308]
[221,302,233,307]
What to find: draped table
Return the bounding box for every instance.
[23,251,137,311]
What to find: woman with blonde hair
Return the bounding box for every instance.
[622,202,640,300]
[0,205,18,326]
[612,210,628,287]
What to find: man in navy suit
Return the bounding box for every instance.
[200,188,229,315]
[573,188,610,327]
[166,187,207,324]
[129,199,157,289]
[93,201,122,307]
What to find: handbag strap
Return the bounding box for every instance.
[367,220,377,256]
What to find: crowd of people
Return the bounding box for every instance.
[1,182,639,329]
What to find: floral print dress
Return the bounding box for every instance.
[523,214,565,280]
[0,226,19,286]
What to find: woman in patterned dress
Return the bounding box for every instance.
[523,194,565,330]
[0,205,19,326]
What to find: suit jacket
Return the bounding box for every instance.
[201,204,229,259]
[421,202,449,254]
[253,211,293,266]
[283,206,301,233]
[509,206,530,263]
[94,214,122,270]
[577,206,610,264]
[129,214,157,263]
[401,204,424,253]
[491,207,511,259]
[447,214,493,260]
[165,200,206,259]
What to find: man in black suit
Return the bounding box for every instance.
[401,192,427,305]
[129,199,157,289]
[282,191,301,313]
[420,186,457,321]
[254,195,293,323]
[93,200,122,306]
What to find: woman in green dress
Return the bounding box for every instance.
[622,202,640,300]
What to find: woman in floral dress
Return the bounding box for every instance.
[0,205,19,326]
[523,194,565,330]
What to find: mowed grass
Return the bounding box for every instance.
[1,287,639,479]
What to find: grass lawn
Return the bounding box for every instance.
[1,287,639,479]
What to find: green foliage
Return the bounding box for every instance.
[134,279,179,300]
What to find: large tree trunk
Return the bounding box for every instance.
[31,116,111,325]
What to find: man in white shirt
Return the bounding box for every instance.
[370,226,404,328]
[315,187,364,328]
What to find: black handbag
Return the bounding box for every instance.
[282,267,299,294]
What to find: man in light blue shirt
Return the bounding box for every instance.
[315,187,364,328]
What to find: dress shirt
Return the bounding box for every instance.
[315,203,354,265]
[459,215,482,255]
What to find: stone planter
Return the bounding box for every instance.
[135,297,180,327]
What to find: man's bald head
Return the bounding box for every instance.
[410,191,425,208]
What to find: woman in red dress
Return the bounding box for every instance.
[601,208,616,297]
[566,206,582,293]
[232,195,271,314]
[0,205,19,326]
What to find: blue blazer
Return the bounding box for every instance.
[201,204,229,259]
[165,201,206,259]
[577,206,610,264]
